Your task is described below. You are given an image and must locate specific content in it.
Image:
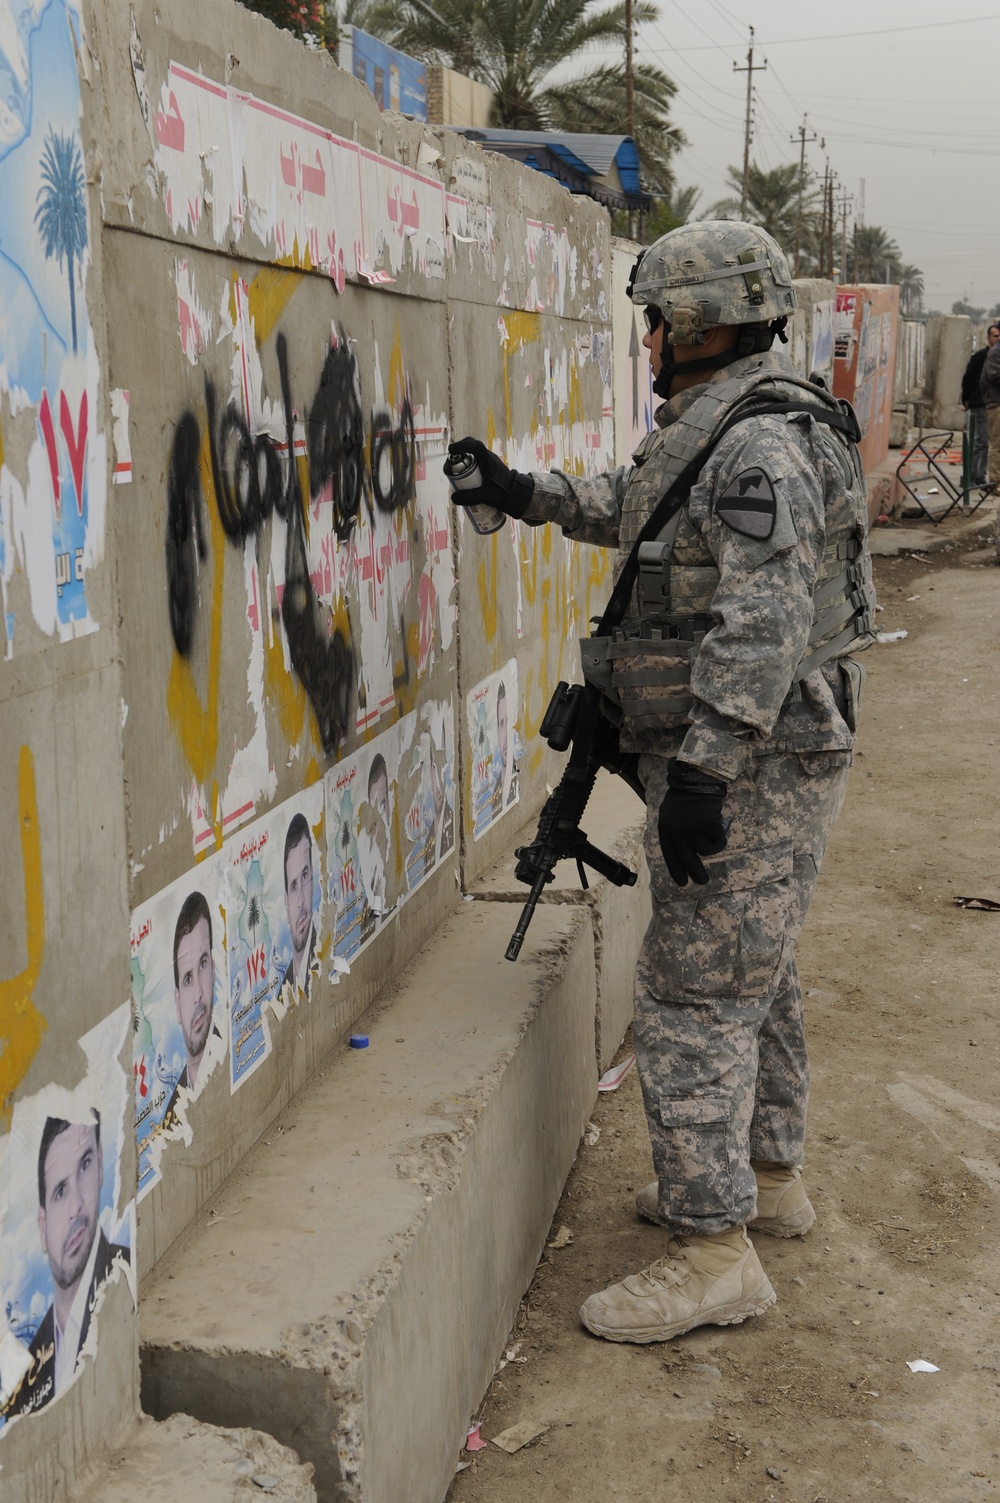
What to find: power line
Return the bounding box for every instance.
[666,0,740,61]
[820,132,1000,157]
[655,12,1000,51]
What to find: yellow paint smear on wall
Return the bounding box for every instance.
[266,626,308,746]
[499,310,540,444]
[0,746,46,1128]
[246,265,300,348]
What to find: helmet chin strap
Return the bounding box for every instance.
[652,317,788,399]
[652,347,739,397]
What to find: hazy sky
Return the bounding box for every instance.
[586,1,999,313]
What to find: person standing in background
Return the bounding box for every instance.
[961,324,999,485]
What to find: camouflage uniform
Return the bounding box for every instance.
[520,341,872,1236]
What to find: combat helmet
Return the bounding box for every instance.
[627,220,797,393]
[629,219,796,340]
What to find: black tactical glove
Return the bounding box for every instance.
[446,437,534,519]
[657,758,729,887]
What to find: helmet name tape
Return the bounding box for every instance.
[663,256,768,291]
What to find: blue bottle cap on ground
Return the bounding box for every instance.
[349,1033,369,1049]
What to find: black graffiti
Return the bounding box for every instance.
[207,384,286,540]
[276,332,355,754]
[370,399,415,515]
[165,410,206,658]
[165,325,420,755]
[306,340,367,541]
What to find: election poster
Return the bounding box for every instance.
[129,861,228,1201]
[326,698,456,967]
[0,1005,135,1432]
[225,786,324,1090]
[468,660,522,840]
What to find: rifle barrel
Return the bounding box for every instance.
[505,865,551,961]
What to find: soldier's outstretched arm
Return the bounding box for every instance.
[445,435,630,548]
[525,465,630,548]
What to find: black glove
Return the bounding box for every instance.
[657,758,729,887]
[446,437,533,519]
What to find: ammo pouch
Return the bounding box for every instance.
[583,615,714,734]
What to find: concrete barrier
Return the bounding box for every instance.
[139,886,625,1502]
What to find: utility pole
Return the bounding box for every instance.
[625,0,635,239]
[835,188,852,283]
[790,115,818,277]
[820,163,834,278]
[734,27,766,219]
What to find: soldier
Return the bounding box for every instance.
[446,221,874,1343]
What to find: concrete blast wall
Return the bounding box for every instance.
[924,314,973,431]
[787,278,836,387]
[0,0,617,1495]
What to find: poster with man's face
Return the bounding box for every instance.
[325,699,455,968]
[129,860,228,1201]
[225,786,324,1091]
[468,659,522,839]
[0,1005,135,1433]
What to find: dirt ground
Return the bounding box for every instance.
[446,500,1000,1503]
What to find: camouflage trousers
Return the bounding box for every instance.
[634,746,852,1236]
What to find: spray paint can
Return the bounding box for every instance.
[443,451,507,536]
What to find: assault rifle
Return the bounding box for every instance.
[505,681,643,962]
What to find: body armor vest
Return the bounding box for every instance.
[583,366,875,736]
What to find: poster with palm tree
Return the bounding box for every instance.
[0,0,102,652]
[35,129,88,356]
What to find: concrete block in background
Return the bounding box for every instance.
[788,278,836,386]
[889,406,912,449]
[140,903,598,1503]
[71,1414,317,1503]
[472,769,649,1070]
[866,455,906,523]
[924,314,972,431]
[894,318,926,405]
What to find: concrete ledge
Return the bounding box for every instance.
[71,1414,317,1502]
[140,903,600,1503]
[866,452,906,522]
[472,769,649,1069]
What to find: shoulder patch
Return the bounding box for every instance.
[715,468,777,539]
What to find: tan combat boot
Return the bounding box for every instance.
[579,1226,775,1344]
[749,1160,816,1237]
[635,1161,816,1238]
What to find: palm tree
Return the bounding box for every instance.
[323,0,377,51]
[849,224,901,284]
[709,162,817,268]
[35,130,88,355]
[365,0,665,132]
[897,264,924,319]
[247,894,262,949]
[635,181,701,241]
